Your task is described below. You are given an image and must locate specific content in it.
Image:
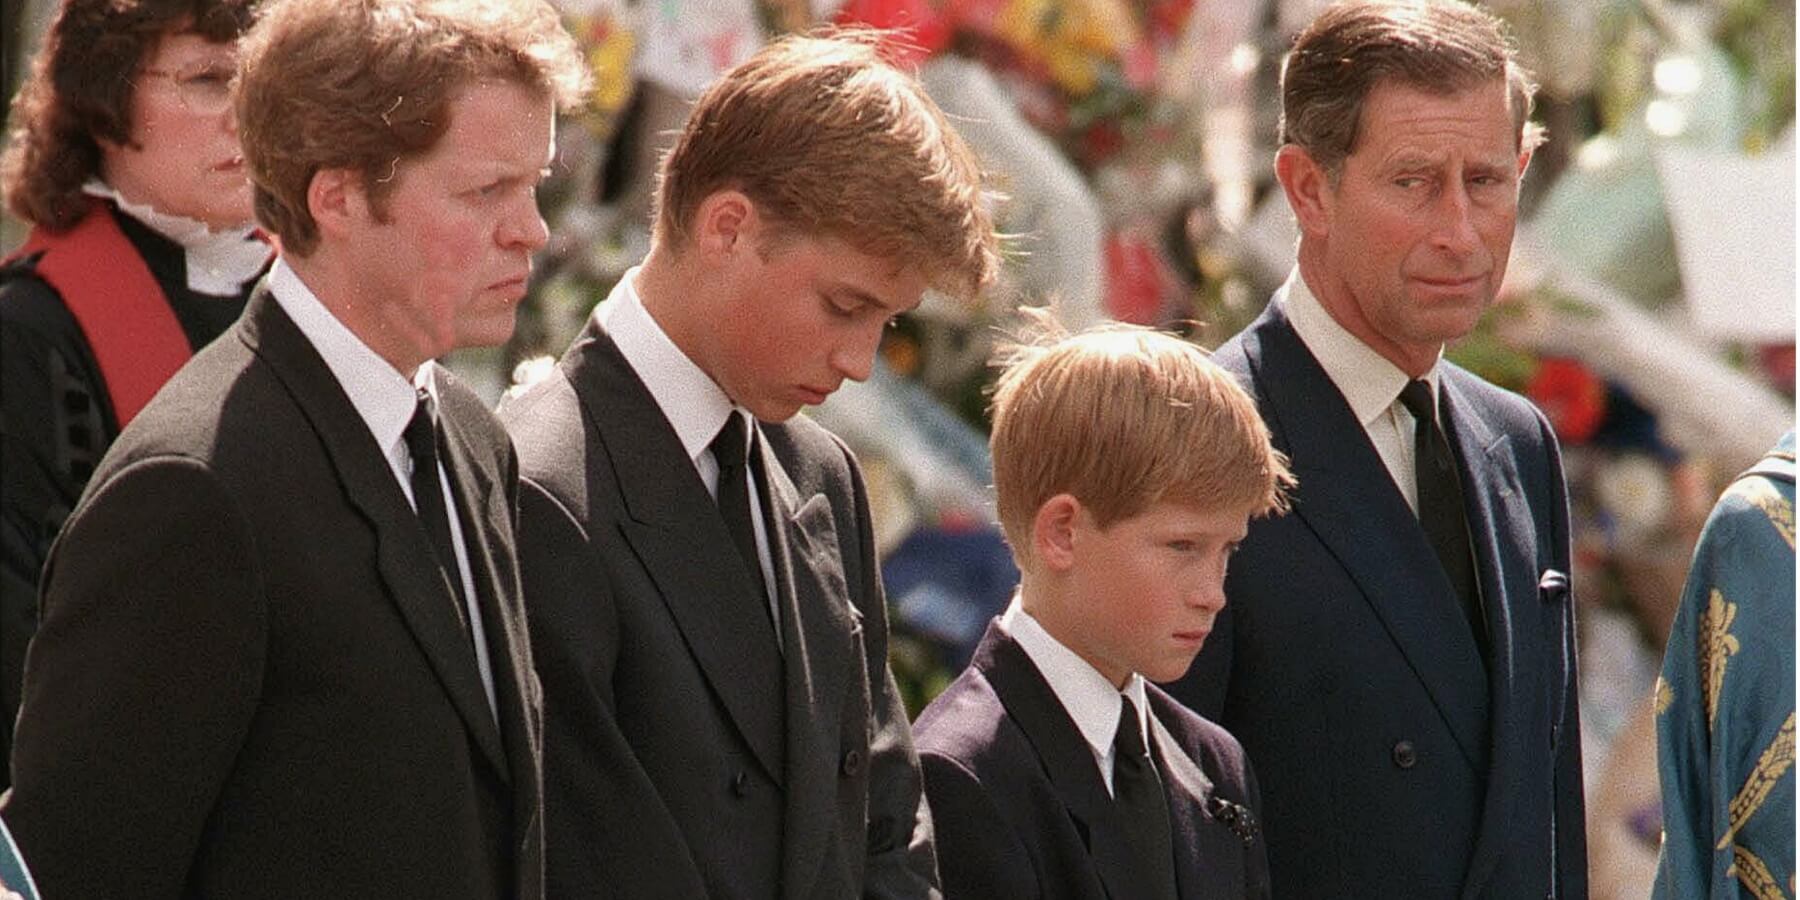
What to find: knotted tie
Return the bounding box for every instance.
[405,388,469,631]
[1398,380,1486,660]
[711,413,771,612]
[1113,698,1178,900]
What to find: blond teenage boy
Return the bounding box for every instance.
[501,30,999,899]
[913,315,1292,900]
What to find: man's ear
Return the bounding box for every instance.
[690,190,759,259]
[1032,494,1083,574]
[1274,143,1334,238]
[1516,145,1534,182]
[307,167,365,242]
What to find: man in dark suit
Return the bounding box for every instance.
[500,33,999,900]
[913,321,1290,900]
[0,1,586,896]
[1169,3,1585,898]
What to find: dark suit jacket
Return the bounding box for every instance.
[500,319,937,900]
[1169,301,1585,899]
[2,289,543,899]
[915,622,1270,900]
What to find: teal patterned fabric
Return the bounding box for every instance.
[1654,430,1795,900]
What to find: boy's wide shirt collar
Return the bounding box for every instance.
[1000,597,1150,795]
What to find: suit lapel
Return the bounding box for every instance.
[1148,713,1242,900]
[1439,375,1536,895]
[974,624,1154,900]
[438,413,522,789]
[238,289,507,776]
[1242,306,1489,771]
[562,322,787,784]
[757,432,856,900]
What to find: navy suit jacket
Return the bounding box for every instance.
[917,621,1270,900]
[501,319,937,899]
[1169,301,1585,899]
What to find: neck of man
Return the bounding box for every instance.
[1294,239,1441,379]
[635,242,718,377]
[283,251,423,380]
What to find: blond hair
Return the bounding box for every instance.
[236,0,588,256]
[653,29,999,300]
[989,310,1294,562]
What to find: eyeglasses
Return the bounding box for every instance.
[138,60,236,116]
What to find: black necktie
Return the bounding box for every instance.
[1397,380,1486,659]
[1113,698,1178,900]
[711,413,770,613]
[405,389,469,631]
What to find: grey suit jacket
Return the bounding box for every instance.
[3,288,543,899]
[501,318,938,899]
[1170,301,1585,899]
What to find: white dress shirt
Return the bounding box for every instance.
[1280,269,1443,514]
[597,269,781,640]
[268,261,499,721]
[1000,597,1152,796]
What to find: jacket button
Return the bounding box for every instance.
[731,771,749,797]
[840,749,864,777]
[1392,741,1417,769]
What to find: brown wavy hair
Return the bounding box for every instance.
[1280,0,1546,179]
[1,0,257,230]
[234,0,588,257]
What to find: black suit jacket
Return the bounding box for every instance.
[1169,301,1585,899]
[2,289,543,899]
[501,319,937,900]
[915,622,1269,900]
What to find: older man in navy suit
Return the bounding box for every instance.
[1170,3,1585,898]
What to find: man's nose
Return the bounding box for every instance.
[1428,183,1480,256]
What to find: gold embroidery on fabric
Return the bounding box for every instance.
[1701,591,1741,728]
[1655,677,1674,716]
[1736,478,1796,550]
[1733,844,1785,900]
[1718,713,1797,850]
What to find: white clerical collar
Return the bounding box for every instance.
[267,260,426,468]
[1280,268,1442,423]
[83,180,268,297]
[1000,596,1151,766]
[597,266,739,464]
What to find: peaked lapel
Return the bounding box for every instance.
[1439,374,1537,896]
[561,321,787,784]
[974,624,1159,900]
[757,428,858,900]
[237,289,507,777]
[1148,712,1244,900]
[1239,305,1490,771]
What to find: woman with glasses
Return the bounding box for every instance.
[0,0,265,788]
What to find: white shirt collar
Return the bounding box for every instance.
[268,260,429,474]
[83,180,268,297]
[1280,268,1441,422]
[598,267,737,463]
[1000,596,1151,773]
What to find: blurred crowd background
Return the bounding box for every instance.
[3,0,1794,895]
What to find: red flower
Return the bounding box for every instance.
[1525,357,1607,443]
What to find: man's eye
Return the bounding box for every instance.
[182,68,232,87]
